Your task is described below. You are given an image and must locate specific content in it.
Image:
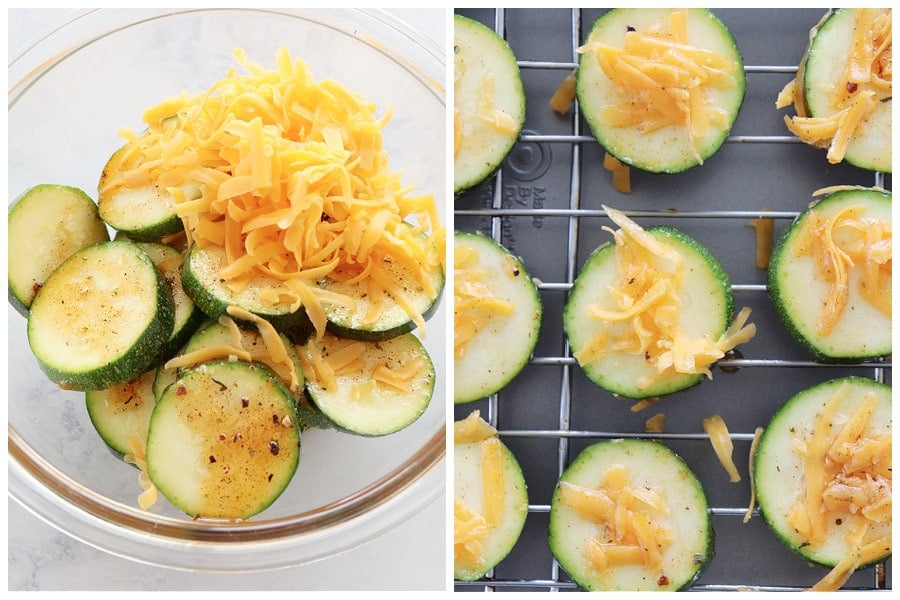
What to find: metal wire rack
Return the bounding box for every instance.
[453,8,891,592]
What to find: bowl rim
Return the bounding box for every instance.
[7,6,447,572]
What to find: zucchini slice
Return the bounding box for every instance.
[8,184,110,316]
[27,240,175,391]
[85,368,157,457]
[300,331,435,436]
[577,8,745,173]
[753,376,891,569]
[454,14,526,194]
[564,208,749,399]
[549,439,713,591]
[454,411,529,581]
[768,187,891,361]
[181,244,311,332]
[147,359,301,520]
[454,232,542,404]
[784,9,892,172]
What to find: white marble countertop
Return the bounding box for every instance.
[7,8,448,592]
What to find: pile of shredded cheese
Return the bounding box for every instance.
[101,47,443,340]
[577,9,740,164]
[454,411,506,570]
[777,9,892,164]
[787,382,892,590]
[573,206,756,391]
[791,194,891,336]
[559,464,672,577]
[453,243,516,362]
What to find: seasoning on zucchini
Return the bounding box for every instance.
[454,411,529,581]
[147,359,301,520]
[777,8,892,173]
[26,239,175,391]
[549,438,714,591]
[753,377,891,588]
[454,231,542,404]
[768,186,891,361]
[8,184,109,316]
[85,368,158,458]
[454,14,526,194]
[299,331,435,436]
[576,8,745,173]
[563,206,755,399]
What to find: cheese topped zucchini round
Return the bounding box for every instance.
[779,8,892,173]
[768,187,891,361]
[753,377,891,572]
[549,439,713,591]
[454,231,542,404]
[454,411,529,581]
[564,207,755,399]
[576,8,745,173]
[454,14,526,194]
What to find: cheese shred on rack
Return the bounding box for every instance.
[101,47,443,339]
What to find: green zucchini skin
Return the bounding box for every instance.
[564,226,733,399]
[767,188,891,361]
[8,184,110,316]
[147,359,301,520]
[753,376,892,569]
[577,8,745,173]
[453,231,542,404]
[549,439,714,591]
[453,13,526,194]
[85,368,157,457]
[26,240,175,391]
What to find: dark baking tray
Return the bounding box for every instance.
[453,8,892,592]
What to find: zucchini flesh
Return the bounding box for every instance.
[768,188,891,360]
[753,377,891,569]
[26,240,175,390]
[549,439,713,591]
[301,331,435,436]
[86,368,157,457]
[454,232,542,404]
[453,412,529,581]
[564,225,733,399]
[576,8,745,173]
[147,360,300,520]
[454,14,526,194]
[8,184,109,315]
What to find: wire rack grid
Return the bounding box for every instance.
[453,8,891,592]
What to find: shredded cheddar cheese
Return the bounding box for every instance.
[549,71,578,115]
[454,243,516,361]
[101,47,442,340]
[703,414,741,483]
[603,153,632,194]
[574,206,756,390]
[792,201,891,335]
[123,434,159,511]
[743,427,763,524]
[577,9,740,164]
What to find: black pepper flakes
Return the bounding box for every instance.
[209,455,217,463]
[269,440,280,455]
[241,397,250,408]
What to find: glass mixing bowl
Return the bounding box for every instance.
[8,8,447,572]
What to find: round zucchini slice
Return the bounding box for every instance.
[27,240,175,391]
[797,9,892,172]
[8,184,110,316]
[564,209,742,399]
[147,360,301,520]
[454,231,542,404]
[454,14,526,194]
[768,187,891,361]
[549,439,713,591]
[300,331,435,436]
[85,368,157,457]
[577,8,745,173]
[454,411,529,581]
[754,376,891,569]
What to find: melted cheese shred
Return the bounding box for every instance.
[577,9,740,164]
[779,9,892,164]
[792,202,891,335]
[575,207,756,390]
[703,414,741,483]
[454,243,516,361]
[123,434,159,511]
[454,411,507,570]
[560,464,672,577]
[787,383,892,590]
[101,47,442,340]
